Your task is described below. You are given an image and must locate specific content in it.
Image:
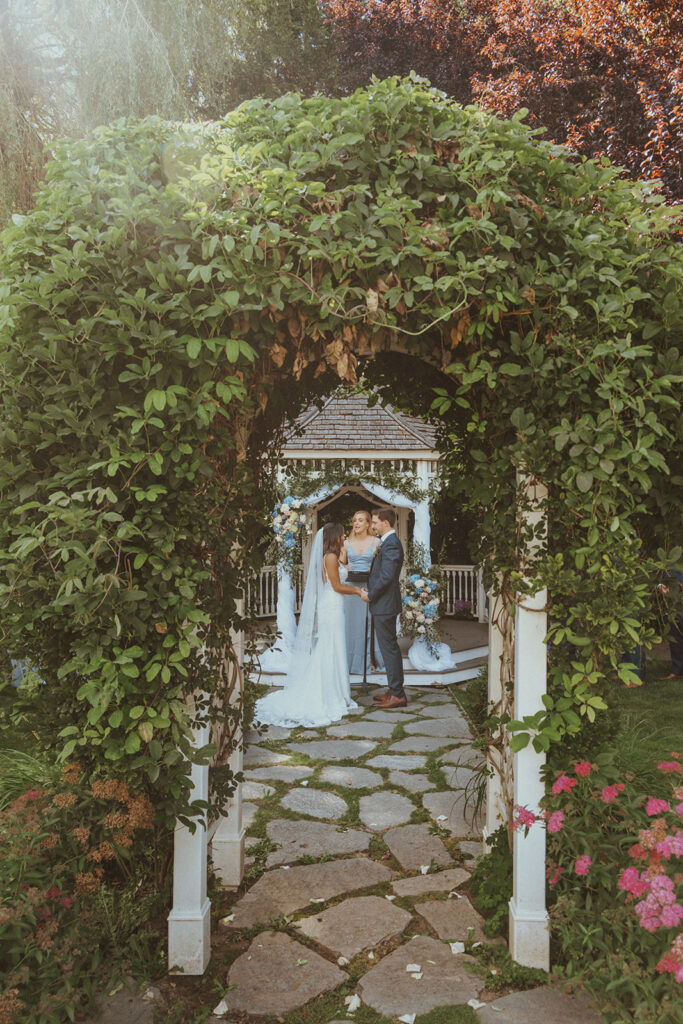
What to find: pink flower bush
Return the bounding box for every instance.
[574,854,592,876]
[552,774,577,795]
[542,752,683,1003]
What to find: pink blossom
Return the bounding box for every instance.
[547,810,565,833]
[655,832,683,859]
[639,914,662,933]
[575,761,592,778]
[660,904,683,929]
[514,806,536,831]
[552,774,577,795]
[618,867,649,897]
[645,798,670,816]
[574,855,592,876]
[675,802,683,818]
[601,784,624,803]
[657,761,682,774]
[547,865,563,885]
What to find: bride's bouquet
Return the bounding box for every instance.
[272,496,310,576]
[401,572,441,652]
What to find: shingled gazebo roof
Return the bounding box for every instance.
[283,392,438,452]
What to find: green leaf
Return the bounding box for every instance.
[186,337,201,360]
[575,471,593,493]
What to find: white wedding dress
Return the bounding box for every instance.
[254,529,359,728]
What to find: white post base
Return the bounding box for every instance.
[168,898,211,975]
[508,897,550,971]
[211,823,246,888]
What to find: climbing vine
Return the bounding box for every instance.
[0,78,680,826]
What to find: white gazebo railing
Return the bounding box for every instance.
[247,564,487,622]
[247,564,305,617]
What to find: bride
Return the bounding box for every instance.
[254,522,367,728]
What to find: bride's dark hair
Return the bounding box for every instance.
[323,522,344,557]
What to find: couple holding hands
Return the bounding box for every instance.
[255,508,407,730]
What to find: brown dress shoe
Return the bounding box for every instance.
[376,694,408,709]
[372,689,391,703]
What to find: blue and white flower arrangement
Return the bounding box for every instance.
[401,572,441,650]
[271,496,310,576]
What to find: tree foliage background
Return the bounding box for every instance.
[2,0,682,224]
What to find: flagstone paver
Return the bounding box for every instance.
[246,724,292,741]
[327,721,396,740]
[384,823,453,871]
[459,839,485,861]
[286,739,376,760]
[296,895,411,958]
[244,764,314,784]
[417,690,452,702]
[391,867,471,897]
[367,754,427,771]
[475,986,602,1024]
[359,792,415,830]
[422,790,483,837]
[227,858,395,929]
[319,765,383,789]
[243,746,292,768]
[388,736,448,753]
[281,787,348,819]
[358,935,480,1016]
[415,896,488,942]
[404,717,471,739]
[440,745,484,766]
[388,770,436,793]
[265,819,369,867]
[418,703,469,719]
[242,780,276,800]
[365,710,421,723]
[226,931,346,1016]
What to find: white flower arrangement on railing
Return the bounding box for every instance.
[401,572,441,652]
[271,496,310,577]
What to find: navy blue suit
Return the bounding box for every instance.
[368,532,405,698]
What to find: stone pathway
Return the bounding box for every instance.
[207,681,602,1024]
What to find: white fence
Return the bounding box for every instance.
[247,564,486,621]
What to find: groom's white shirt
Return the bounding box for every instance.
[379,529,396,546]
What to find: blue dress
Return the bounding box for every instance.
[345,542,385,674]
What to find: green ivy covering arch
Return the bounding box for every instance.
[0,77,680,823]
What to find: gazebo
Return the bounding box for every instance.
[258,390,447,673]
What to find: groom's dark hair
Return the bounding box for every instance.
[323,522,344,556]
[373,507,396,527]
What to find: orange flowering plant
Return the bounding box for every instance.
[0,764,157,1024]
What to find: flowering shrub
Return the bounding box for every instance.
[401,573,442,649]
[0,763,159,1023]
[271,496,310,576]
[452,598,474,620]
[538,754,683,1022]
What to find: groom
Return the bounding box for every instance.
[363,508,407,708]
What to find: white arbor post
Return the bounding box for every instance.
[509,475,550,970]
[212,615,246,887]
[167,715,211,975]
[485,586,510,842]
